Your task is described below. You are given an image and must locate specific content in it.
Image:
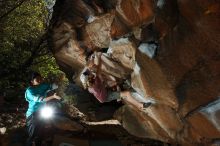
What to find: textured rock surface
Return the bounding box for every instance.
[49,0,220,145]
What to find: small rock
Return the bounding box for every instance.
[0,127,6,134]
[138,42,158,58]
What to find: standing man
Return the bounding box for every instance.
[25,72,61,146]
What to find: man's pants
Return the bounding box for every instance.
[26,113,42,146]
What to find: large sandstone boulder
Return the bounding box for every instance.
[49,0,220,145]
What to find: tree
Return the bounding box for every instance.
[0,0,62,100]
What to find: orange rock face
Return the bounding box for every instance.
[49,0,220,144]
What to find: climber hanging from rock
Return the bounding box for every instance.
[80,68,151,110]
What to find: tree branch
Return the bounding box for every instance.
[0,0,27,21]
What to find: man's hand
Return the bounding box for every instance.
[53,93,61,100]
[43,93,61,102]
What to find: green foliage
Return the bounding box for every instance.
[0,0,63,100]
[1,0,47,43]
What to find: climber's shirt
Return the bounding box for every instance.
[88,76,108,103]
[88,76,121,103]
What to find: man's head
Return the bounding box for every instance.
[80,69,95,89]
[30,72,42,86]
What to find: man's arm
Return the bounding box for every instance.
[42,93,61,102]
[25,89,61,103]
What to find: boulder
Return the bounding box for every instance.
[83,13,115,49]
[187,99,220,139]
[108,38,136,69]
[114,105,172,143]
[116,0,154,27]
[49,0,220,144]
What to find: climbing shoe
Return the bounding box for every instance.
[143,102,152,108]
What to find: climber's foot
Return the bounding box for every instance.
[143,102,152,109]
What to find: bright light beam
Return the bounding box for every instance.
[40,106,54,119]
